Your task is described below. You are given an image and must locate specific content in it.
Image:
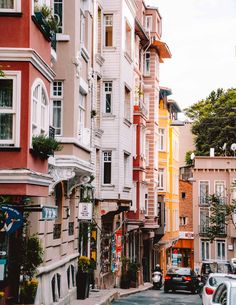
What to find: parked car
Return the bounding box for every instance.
[202,273,236,305]
[201,261,234,284]
[164,267,200,294]
[210,278,236,305]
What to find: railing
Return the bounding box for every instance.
[199,196,227,205]
[53,223,61,239]
[199,224,227,236]
[49,125,55,139]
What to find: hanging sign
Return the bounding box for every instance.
[0,206,23,234]
[78,202,93,221]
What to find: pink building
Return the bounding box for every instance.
[192,156,236,272]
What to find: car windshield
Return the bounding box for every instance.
[231,287,236,302]
[209,276,231,287]
[168,268,191,275]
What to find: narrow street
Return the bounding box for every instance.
[113,289,202,305]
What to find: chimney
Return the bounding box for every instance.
[210,148,215,157]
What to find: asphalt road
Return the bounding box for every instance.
[113,289,202,305]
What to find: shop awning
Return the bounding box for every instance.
[152,40,172,59]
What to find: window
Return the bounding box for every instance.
[201,240,210,260]
[78,92,86,140]
[103,151,112,184]
[52,81,63,136]
[180,216,188,226]
[144,52,150,75]
[173,174,179,195]
[80,9,86,45]
[54,0,63,33]
[51,273,61,302]
[124,86,131,121]
[0,72,20,147]
[67,265,75,289]
[158,128,165,151]
[199,181,209,205]
[124,153,129,186]
[125,21,132,58]
[182,192,186,199]
[215,181,225,203]
[104,14,113,47]
[200,209,209,233]
[144,193,148,215]
[145,15,152,32]
[0,0,20,12]
[97,7,102,53]
[31,79,49,137]
[216,241,226,260]
[158,169,164,191]
[104,82,112,113]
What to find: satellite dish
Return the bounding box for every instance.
[80,175,90,184]
[222,143,227,150]
[231,143,236,151]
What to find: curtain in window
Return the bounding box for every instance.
[0,0,14,9]
[0,114,13,140]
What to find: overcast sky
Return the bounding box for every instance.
[146,0,236,110]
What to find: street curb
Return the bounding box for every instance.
[97,284,153,305]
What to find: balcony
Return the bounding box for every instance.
[199,196,227,206]
[199,224,227,237]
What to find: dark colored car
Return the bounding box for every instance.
[164,267,200,294]
[200,261,235,284]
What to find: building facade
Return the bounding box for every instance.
[193,156,236,273]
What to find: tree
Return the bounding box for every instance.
[184,88,236,156]
[204,192,236,242]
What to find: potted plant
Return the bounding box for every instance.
[120,257,131,289]
[31,135,62,160]
[128,261,140,288]
[76,256,91,299]
[20,234,44,304]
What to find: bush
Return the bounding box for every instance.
[32,135,62,160]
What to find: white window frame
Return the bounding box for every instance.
[31,78,49,138]
[78,92,86,141]
[102,151,112,185]
[201,240,210,261]
[199,180,210,205]
[80,8,86,45]
[144,51,150,76]
[125,19,132,58]
[104,14,113,47]
[52,81,63,136]
[145,15,152,32]
[158,168,165,191]
[0,0,21,12]
[0,71,21,147]
[216,240,226,261]
[103,81,112,114]
[214,180,226,199]
[158,128,166,151]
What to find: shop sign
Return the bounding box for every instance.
[0,206,23,234]
[78,202,93,221]
[42,206,58,220]
[179,231,194,239]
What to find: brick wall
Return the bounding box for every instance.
[179,180,193,232]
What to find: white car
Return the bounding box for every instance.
[202,273,236,305]
[210,278,236,305]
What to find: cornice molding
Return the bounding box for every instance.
[0,48,55,81]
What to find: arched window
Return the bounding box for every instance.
[51,273,61,302]
[67,264,75,289]
[31,79,49,136]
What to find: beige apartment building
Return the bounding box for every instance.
[193,156,236,273]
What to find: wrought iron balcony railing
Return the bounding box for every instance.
[199,224,227,236]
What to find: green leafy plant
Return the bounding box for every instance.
[34,3,59,34]
[31,135,62,160]
[20,278,38,304]
[78,256,91,273]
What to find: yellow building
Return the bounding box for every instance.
[154,88,181,275]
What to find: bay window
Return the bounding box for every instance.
[0,71,21,147]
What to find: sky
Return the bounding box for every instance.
[146,0,236,110]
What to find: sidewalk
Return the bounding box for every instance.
[71,283,153,305]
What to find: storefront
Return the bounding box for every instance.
[172,232,194,269]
